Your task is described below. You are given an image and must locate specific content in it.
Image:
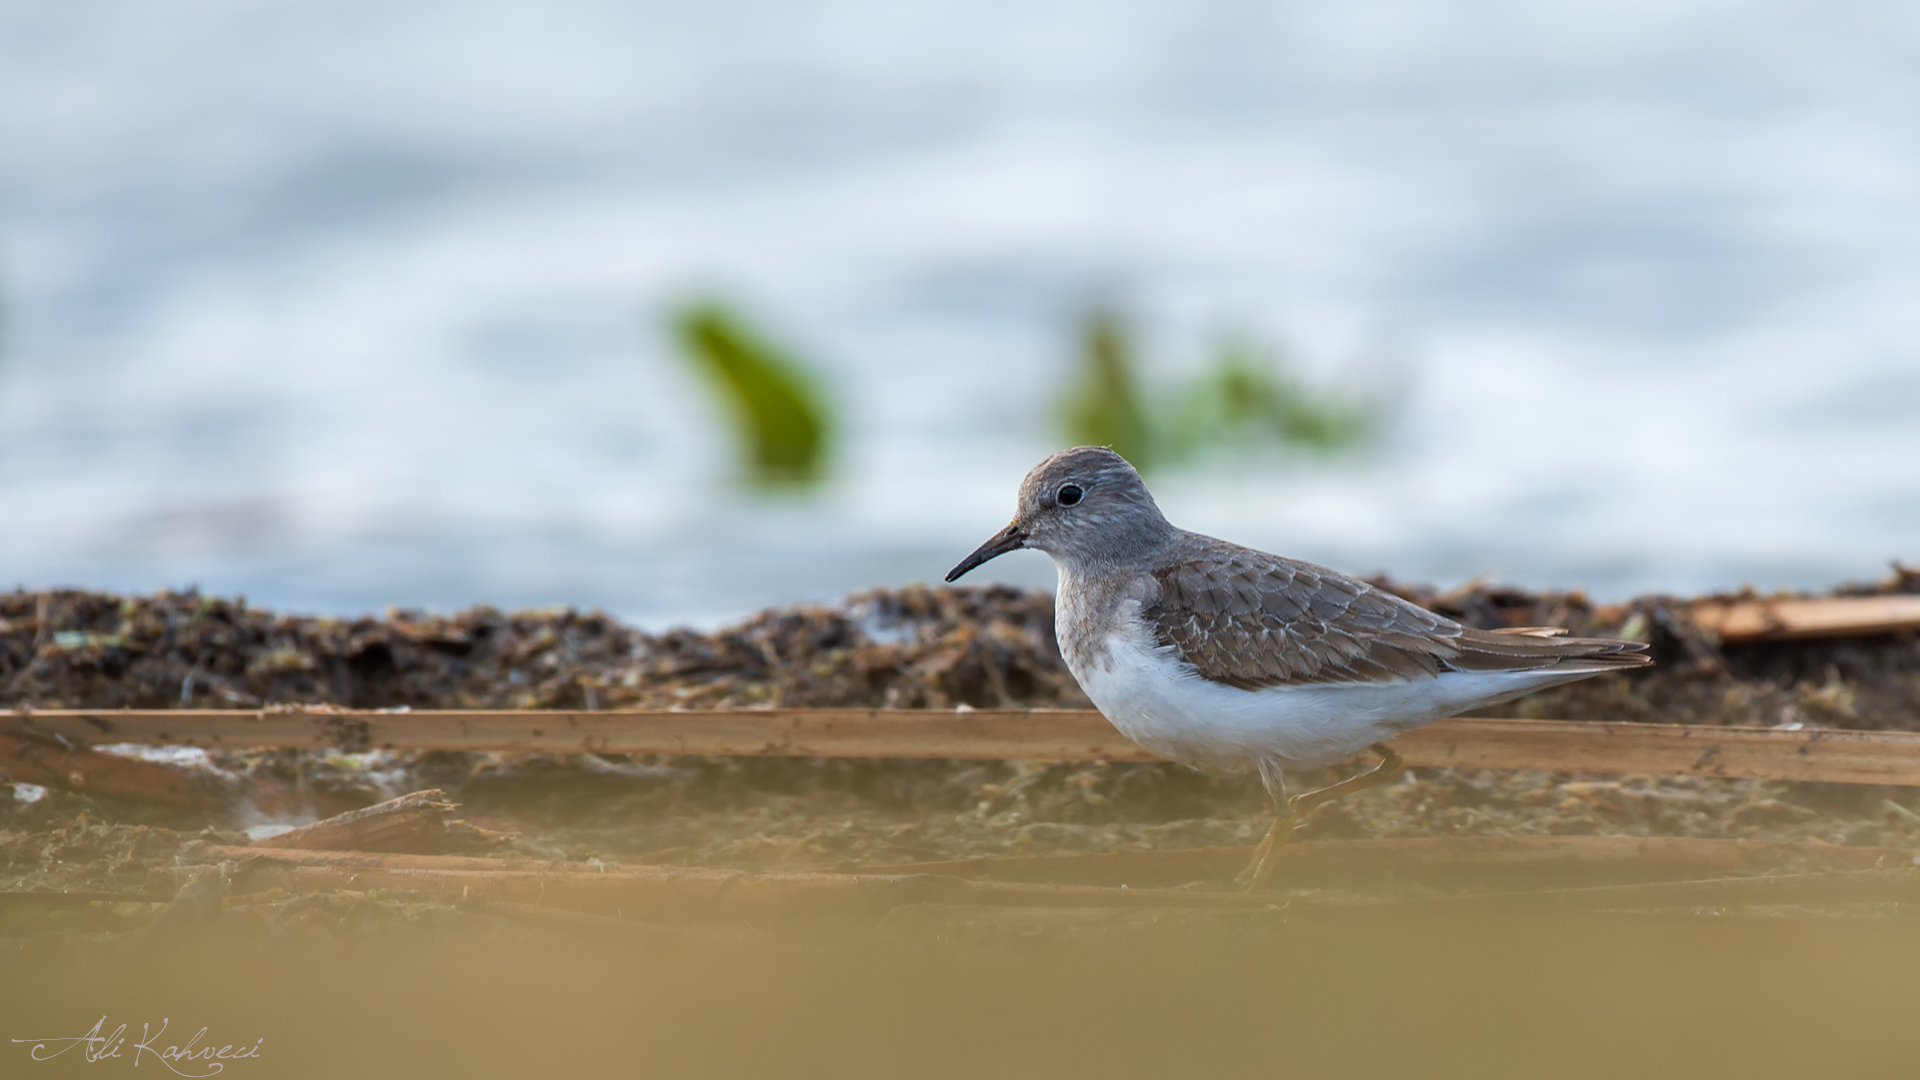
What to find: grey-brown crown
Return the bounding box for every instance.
[1012,447,1177,568]
[944,446,1177,583]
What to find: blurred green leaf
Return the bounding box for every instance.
[1057,306,1155,472]
[1164,338,1372,462]
[1059,309,1376,473]
[672,301,833,488]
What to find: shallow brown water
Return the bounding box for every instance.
[6,906,1918,1080]
[9,579,1920,1078]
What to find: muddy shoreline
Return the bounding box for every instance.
[6,574,1920,905]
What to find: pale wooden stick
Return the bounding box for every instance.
[1689,594,1920,642]
[11,709,1920,786]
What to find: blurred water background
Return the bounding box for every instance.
[0,0,1915,628]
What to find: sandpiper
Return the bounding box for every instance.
[946,446,1651,890]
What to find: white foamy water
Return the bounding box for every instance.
[0,0,1915,627]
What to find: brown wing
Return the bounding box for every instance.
[1143,547,1650,690]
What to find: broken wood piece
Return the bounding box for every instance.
[12,709,1920,787]
[851,836,1920,889]
[0,732,359,815]
[251,789,507,854]
[1689,594,1920,643]
[0,732,219,809]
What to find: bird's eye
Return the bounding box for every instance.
[1056,483,1084,507]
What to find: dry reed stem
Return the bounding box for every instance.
[11,710,1920,786]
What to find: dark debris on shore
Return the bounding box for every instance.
[5,570,1917,728]
[5,572,1920,893]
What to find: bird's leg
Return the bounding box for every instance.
[1235,758,1296,892]
[1237,743,1406,894]
[1289,742,1405,821]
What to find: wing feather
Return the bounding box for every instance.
[1142,547,1649,690]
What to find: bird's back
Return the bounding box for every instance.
[1056,531,1648,768]
[1140,531,1649,690]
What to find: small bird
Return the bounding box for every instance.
[946,446,1651,891]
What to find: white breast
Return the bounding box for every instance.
[1068,614,1594,770]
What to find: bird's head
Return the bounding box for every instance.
[945,446,1175,581]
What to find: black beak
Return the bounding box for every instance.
[945,522,1027,582]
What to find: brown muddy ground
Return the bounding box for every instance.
[5,572,1920,897]
[7,578,1920,1080]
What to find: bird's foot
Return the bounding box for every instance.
[1234,811,1298,893]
